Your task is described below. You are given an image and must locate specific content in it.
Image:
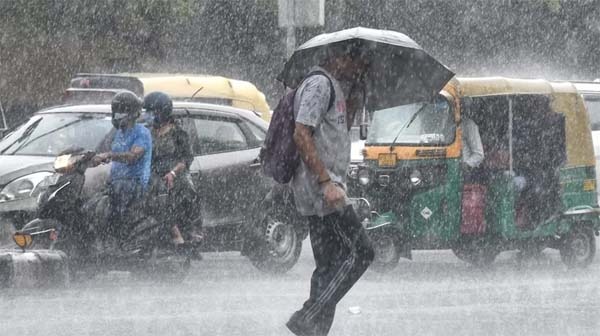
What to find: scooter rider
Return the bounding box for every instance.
[93,90,152,241]
[143,92,201,246]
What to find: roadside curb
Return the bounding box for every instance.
[0,249,69,288]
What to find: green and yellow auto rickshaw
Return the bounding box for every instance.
[351,77,600,270]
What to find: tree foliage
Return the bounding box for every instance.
[1,0,599,125]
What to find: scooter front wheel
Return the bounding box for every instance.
[132,248,191,283]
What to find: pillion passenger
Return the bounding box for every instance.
[143,91,202,247]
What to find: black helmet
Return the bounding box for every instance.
[111,90,142,129]
[143,91,173,127]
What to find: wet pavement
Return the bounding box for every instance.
[1,240,599,336]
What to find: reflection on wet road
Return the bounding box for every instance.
[2,240,600,336]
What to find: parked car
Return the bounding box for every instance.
[0,102,305,273]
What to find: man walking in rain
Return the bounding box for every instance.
[286,43,375,336]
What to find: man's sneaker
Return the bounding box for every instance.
[286,311,316,336]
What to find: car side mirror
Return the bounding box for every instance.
[359,124,368,140]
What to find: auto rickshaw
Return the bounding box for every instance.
[351,77,600,271]
[63,73,272,121]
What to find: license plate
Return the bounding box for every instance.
[378,153,397,167]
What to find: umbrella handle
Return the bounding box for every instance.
[360,84,368,124]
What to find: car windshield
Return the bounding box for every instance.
[583,96,600,131]
[0,113,113,156]
[367,98,456,145]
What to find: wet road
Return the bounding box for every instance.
[1,240,600,336]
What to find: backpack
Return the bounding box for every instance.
[260,72,335,184]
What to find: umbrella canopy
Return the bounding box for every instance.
[278,27,455,110]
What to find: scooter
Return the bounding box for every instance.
[16,148,191,281]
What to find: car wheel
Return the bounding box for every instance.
[249,210,302,274]
[560,226,596,269]
[370,235,400,273]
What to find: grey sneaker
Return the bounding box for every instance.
[286,311,317,336]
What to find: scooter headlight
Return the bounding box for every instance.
[54,154,83,174]
[0,172,54,203]
[358,168,371,186]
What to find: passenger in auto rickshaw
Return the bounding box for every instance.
[469,95,566,229]
[511,95,566,228]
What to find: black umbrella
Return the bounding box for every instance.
[278,27,455,110]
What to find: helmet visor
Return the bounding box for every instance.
[112,112,129,121]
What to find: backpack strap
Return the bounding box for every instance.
[307,71,336,111]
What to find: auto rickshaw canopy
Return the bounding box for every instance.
[446,77,594,168]
[128,73,271,121]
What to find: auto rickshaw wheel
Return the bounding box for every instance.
[370,235,400,273]
[560,226,595,269]
[452,237,498,268]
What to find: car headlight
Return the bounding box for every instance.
[358,168,371,186]
[410,170,422,186]
[0,172,55,203]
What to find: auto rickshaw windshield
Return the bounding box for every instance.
[582,96,600,131]
[366,97,455,145]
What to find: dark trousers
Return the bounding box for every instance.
[294,206,374,335]
[147,173,202,239]
[108,179,143,240]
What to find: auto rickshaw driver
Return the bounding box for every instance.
[460,110,484,180]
